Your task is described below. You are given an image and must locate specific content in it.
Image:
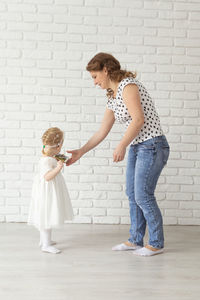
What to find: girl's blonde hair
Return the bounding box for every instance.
[42,127,63,155]
[86,52,137,98]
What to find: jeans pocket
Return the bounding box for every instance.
[162,146,170,165]
[140,145,156,152]
[138,139,155,151]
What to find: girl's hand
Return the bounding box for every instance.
[113,145,126,162]
[56,160,64,170]
[66,149,83,166]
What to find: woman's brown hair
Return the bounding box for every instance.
[86,52,136,98]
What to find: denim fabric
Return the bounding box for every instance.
[126,135,170,249]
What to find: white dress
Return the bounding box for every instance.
[28,156,73,230]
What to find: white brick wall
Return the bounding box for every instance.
[0,0,199,225]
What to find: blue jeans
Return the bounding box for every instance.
[126,135,170,249]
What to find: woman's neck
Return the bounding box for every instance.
[109,81,119,98]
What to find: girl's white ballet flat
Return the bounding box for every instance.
[41,246,61,254]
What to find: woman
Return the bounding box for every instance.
[67,53,170,256]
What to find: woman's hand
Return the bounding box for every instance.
[113,144,126,162]
[66,149,83,166]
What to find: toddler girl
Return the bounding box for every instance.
[28,127,73,254]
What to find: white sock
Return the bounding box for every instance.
[40,229,61,254]
[112,243,142,251]
[133,247,164,256]
[39,240,56,247]
[40,229,51,246]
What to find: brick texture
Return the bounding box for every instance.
[0,0,199,225]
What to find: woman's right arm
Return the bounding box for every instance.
[66,108,115,166]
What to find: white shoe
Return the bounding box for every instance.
[41,246,61,254]
[133,247,164,256]
[112,243,142,251]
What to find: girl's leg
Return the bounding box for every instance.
[39,234,56,247]
[134,136,170,250]
[40,229,61,254]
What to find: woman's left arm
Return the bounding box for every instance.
[113,84,144,162]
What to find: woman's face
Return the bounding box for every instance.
[90,68,109,90]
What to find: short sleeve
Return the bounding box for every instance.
[120,78,139,93]
[39,157,54,178]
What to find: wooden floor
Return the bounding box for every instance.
[0,223,200,300]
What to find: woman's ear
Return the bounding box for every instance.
[103,66,108,75]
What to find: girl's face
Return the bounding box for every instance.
[90,68,110,90]
[54,141,63,155]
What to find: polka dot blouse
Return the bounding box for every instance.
[107,77,163,146]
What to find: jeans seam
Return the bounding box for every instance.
[127,147,144,246]
[141,148,163,248]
